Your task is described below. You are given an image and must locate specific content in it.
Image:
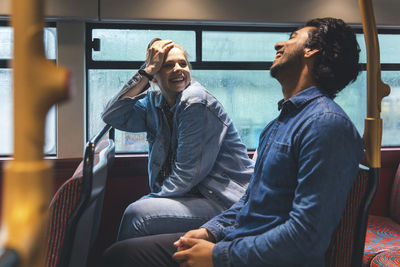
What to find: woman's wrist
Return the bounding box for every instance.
[138,69,153,81]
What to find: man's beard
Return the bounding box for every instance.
[270,61,283,78]
[270,50,303,79]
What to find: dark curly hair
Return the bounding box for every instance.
[304,18,360,98]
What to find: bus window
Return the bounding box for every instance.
[0,24,58,156]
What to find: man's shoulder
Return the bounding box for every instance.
[306,95,349,119]
[300,96,361,138]
[291,87,349,121]
[296,95,360,137]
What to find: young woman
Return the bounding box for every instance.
[102,39,254,240]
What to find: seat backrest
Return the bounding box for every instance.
[325,165,379,267]
[46,125,115,267]
[389,164,400,224]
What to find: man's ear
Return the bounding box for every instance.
[304,48,320,59]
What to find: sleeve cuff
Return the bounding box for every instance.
[201,220,226,242]
[117,73,150,100]
[212,240,231,267]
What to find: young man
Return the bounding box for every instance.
[101,39,254,240]
[102,17,364,267]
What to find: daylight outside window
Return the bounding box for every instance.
[87,25,400,153]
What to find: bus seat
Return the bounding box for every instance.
[325,165,378,267]
[46,125,115,267]
[363,163,400,266]
[369,249,400,266]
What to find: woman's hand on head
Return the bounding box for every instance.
[145,40,174,76]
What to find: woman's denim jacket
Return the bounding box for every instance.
[102,74,254,209]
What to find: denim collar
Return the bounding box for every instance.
[278,86,324,113]
[154,92,177,113]
[154,91,165,109]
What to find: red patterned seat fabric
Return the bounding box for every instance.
[46,139,111,267]
[389,165,400,224]
[325,169,368,267]
[363,215,400,266]
[370,250,400,267]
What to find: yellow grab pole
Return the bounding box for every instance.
[358,0,390,168]
[1,0,70,265]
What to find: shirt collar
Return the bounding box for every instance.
[278,86,324,112]
[155,93,177,113]
[155,91,165,109]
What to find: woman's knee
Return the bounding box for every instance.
[117,201,150,240]
[117,197,221,240]
[123,200,151,219]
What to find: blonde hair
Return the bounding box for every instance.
[146,38,192,69]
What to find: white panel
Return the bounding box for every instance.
[0,0,11,16]
[46,0,98,19]
[2,0,400,25]
[100,0,400,26]
[0,0,98,19]
[375,0,400,26]
[100,0,313,24]
[57,21,85,158]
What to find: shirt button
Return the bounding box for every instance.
[208,190,213,194]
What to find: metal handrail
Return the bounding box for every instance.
[358,0,391,169]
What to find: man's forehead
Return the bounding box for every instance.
[290,26,317,37]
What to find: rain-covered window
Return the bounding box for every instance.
[0,24,57,156]
[87,24,400,153]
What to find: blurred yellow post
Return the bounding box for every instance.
[1,0,70,265]
[358,0,391,168]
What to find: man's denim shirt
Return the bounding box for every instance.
[203,86,364,266]
[102,75,254,209]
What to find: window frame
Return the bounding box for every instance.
[0,21,57,66]
[0,21,10,69]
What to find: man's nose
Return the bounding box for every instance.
[274,41,284,51]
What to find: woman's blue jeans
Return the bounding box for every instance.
[116,196,225,241]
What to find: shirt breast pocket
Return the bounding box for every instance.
[273,141,291,154]
[263,141,297,189]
